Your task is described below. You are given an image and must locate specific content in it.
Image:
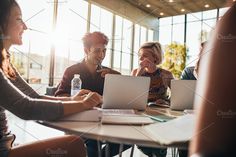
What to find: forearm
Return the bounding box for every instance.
[111,69,121,75]
[41,95,71,101]
[62,101,89,116]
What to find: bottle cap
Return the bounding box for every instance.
[74,74,80,78]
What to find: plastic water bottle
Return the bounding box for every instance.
[71,74,82,96]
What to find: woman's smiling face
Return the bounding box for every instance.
[4,4,27,46]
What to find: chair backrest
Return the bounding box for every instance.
[45,84,59,96]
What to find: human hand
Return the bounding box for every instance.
[71,89,91,101]
[139,58,156,73]
[97,68,120,77]
[82,92,103,109]
[155,99,170,107]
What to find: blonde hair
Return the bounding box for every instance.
[138,41,163,65]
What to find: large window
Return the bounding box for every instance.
[186,10,217,66]
[133,24,141,69]
[172,15,185,44]
[54,1,89,84]
[113,16,133,74]
[132,24,151,70]
[159,17,172,46]
[113,15,122,71]
[148,29,154,41]
[186,12,202,66]
[219,7,229,19]
[121,19,132,74]
[159,9,219,67]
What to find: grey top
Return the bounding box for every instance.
[0,68,64,154]
[0,69,64,120]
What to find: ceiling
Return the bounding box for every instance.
[125,0,228,18]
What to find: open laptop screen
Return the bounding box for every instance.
[102,74,150,110]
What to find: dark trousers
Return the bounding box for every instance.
[138,146,167,157]
[178,149,188,157]
[85,139,131,157]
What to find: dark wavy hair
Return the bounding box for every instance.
[0,0,18,79]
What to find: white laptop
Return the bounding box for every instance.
[170,80,197,111]
[102,74,151,111]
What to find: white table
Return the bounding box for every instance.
[38,107,187,149]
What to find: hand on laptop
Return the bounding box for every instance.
[71,89,91,101]
[155,99,170,108]
[82,92,103,109]
[97,68,121,77]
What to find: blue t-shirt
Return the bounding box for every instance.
[180,66,197,80]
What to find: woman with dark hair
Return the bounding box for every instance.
[0,0,102,157]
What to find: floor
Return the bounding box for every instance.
[6,111,175,157]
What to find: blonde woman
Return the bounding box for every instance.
[132,41,174,157]
[132,41,174,105]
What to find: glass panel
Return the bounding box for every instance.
[219,7,229,18]
[187,12,202,22]
[186,21,202,66]
[202,19,216,41]
[133,24,140,69]
[172,23,185,44]
[90,4,101,32]
[159,17,172,26]
[159,25,172,46]
[203,9,217,20]
[113,15,122,70]
[148,29,154,41]
[172,15,185,44]
[54,1,88,85]
[140,26,147,44]
[121,19,132,74]
[173,15,185,24]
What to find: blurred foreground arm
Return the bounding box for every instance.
[190,2,236,157]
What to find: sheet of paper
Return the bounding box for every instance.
[144,114,195,145]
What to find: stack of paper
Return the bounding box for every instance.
[102,115,154,125]
[144,114,195,145]
[101,109,154,125]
